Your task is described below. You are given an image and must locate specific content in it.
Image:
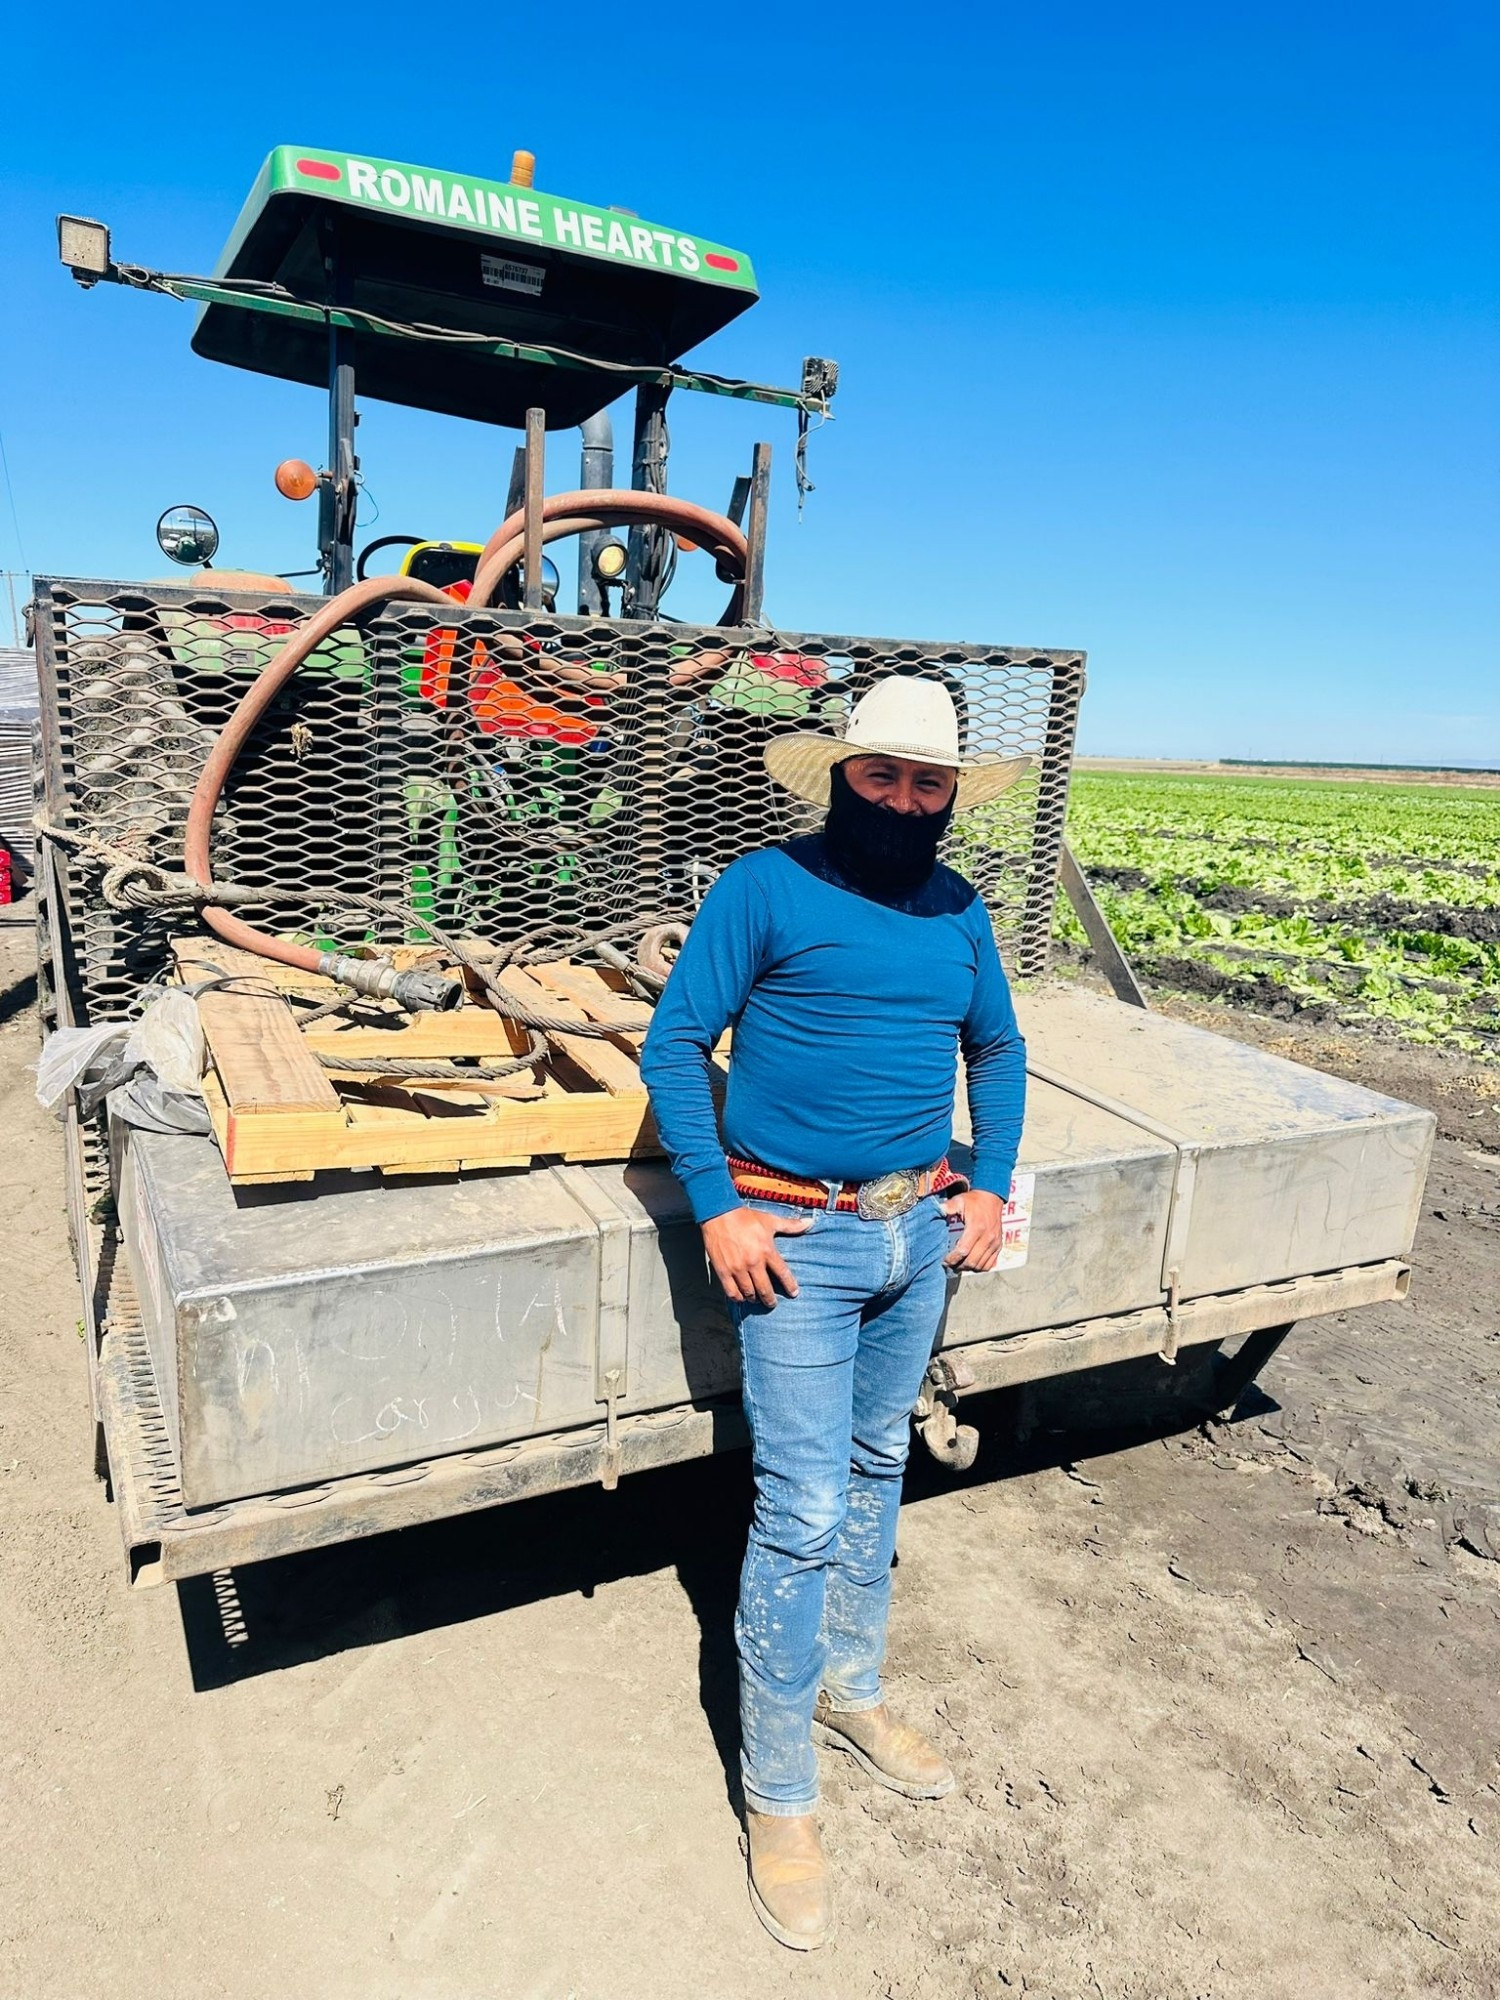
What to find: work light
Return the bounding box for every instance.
[57,215,112,285]
[592,539,629,582]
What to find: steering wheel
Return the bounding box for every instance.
[355,534,424,582]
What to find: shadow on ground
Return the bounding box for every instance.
[177,1348,1273,1807]
[0,966,37,1028]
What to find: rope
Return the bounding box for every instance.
[301,896,663,1039]
[435,916,690,1032]
[173,963,553,1082]
[638,923,688,985]
[36,817,680,1040]
[313,1032,547,1083]
[291,992,361,1027]
[475,917,686,973]
[34,815,255,911]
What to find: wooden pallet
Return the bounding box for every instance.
[169,938,705,1186]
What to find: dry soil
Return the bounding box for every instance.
[1,916,1497,2000]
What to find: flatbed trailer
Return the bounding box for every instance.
[96,981,1426,1586]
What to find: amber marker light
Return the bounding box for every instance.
[274,459,319,502]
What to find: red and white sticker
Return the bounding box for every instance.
[997,1172,1035,1270]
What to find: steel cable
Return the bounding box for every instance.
[180,499,746,1006]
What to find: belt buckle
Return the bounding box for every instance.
[856,1169,920,1222]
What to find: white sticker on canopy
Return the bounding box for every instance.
[481,255,545,296]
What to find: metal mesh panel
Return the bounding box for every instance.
[33,577,1085,1036]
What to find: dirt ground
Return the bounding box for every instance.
[2,912,1497,2000]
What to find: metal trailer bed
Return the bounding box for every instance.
[99,987,1429,1585]
[29,577,1433,1585]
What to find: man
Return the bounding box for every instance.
[639,674,1029,1950]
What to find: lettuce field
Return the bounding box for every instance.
[1035,773,1499,1057]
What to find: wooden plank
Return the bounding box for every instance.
[496,967,648,1097]
[561,1139,661,1161]
[173,935,468,1005]
[529,960,653,1038]
[343,1093,490,1130]
[221,1106,351,1180]
[198,1069,232,1156]
[362,1082,528,1173]
[180,936,668,1183]
[198,988,344,1116]
[532,960,636,1005]
[410,1078,545,1103]
[377,1156,529,1176]
[176,933,528,1057]
[223,1089,656,1182]
[302,1010,525,1058]
[319,1068,546,1101]
[172,936,323,994]
[529,959,731,1081]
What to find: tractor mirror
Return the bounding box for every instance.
[156,506,220,568]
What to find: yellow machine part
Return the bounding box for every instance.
[399,541,484,592]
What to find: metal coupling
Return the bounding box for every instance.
[316,953,463,1012]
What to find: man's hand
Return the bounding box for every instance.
[942,1189,1007,1272]
[702,1205,814,1307]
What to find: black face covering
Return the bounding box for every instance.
[822,759,956,896]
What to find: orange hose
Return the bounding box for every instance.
[469,489,746,607]
[182,497,751,983]
[183,574,454,974]
[475,512,749,648]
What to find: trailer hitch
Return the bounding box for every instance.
[914,1353,979,1472]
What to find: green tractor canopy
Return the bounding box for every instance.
[191,147,761,429]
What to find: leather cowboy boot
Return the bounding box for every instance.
[744,1810,833,1950]
[812,1700,955,1799]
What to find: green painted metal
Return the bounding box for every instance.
[188,146,766,427]
[222,146,756,295]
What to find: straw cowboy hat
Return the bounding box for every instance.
[763,674,1034,809]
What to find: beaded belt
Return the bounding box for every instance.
[728,1154,967,1221]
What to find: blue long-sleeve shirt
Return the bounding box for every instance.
[639,836,1028,1224]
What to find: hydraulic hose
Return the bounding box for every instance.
[184,573,456,986]
[469,489,746,608]
[182,496,749,995]
[474,512,748,630]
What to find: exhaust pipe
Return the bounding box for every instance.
[576,411,614,615]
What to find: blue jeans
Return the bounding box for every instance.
[730,1195,953,1816]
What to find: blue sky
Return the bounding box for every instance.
[2,1,1495,762]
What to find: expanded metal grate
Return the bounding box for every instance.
[33,578,1085,1041]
